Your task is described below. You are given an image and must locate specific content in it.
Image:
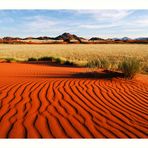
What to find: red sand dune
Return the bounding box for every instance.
[0,63,148,138]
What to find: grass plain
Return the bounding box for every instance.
[0,44,148,73]
[0,44,147,61]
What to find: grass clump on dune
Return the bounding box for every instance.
[86,56,141,79]
[119,57,141,79]
[86,58,101,69]
[86,58,111,71]
[100,58,111,70]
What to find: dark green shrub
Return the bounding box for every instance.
[38,56,53,61]
[64,60,74,65]
[54,58,62,64]
[28,57,37,61]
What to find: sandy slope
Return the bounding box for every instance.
[0,63,147,138]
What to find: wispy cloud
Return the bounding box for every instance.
[79,23,120,29]
[0,10,148,38]
[134,18,148,26]
[74,10,134,21]
[23,16,58,31]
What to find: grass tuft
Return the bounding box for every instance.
[119,57,141,79]
[86,58,101,70]
[86,58,111,71]
[100,58,111,70]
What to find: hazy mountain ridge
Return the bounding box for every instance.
[0,32,148,44]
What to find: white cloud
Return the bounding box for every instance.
[134,18,148,26]
[75,10,133,21]
[79,23,120,29]
[0,10,147,38]
[24,16,58,30]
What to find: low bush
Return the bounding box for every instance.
[54,58,63,64]
[38,56,53,61]
[28,57,38,61]
[64,60,74,66]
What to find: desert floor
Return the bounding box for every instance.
[0,62,147,138]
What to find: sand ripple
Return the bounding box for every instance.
[0,63,148,138]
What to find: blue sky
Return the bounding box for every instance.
[0,10,148,38]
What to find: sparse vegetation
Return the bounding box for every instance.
[26,56,75,66]
[86,58,115,71]
[100,58,111,70]
[54,57,63,64]
[0,44,147,73]
[5,58,17,63]
[38,56,53,61]
[64,60,74,66]
[86,57,142,79]
[86,59,101,71]
[119,57,141,79]
[28,57,38,61]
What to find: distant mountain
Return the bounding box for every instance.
[23,36,54,40]
[121,37,131,41]
[3,37,22,40]
[23,37,36,40]
[135,37,148,41]
[1,33,148,44]
[112,37,131,41]
[55,32,83,42]
[89,37,104,41]
[111,38,121,41]
[36,36,55,40]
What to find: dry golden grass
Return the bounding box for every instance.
[0,44,148,71]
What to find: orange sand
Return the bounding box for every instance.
[0,63,147,138]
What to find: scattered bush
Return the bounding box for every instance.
[86,57,141,79]
[38,56,53,61]
[54,58,63,64]
[5,58,16,63]
[27,56,75,66]
[25,56,141,79]
[64,60,74,66]
[28,57,38,61]
[119,57,141,79]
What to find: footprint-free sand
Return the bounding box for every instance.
[0,63,147,138]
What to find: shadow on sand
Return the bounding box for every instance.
[15,62,124,79]
[17,70,124,80]
[71,70,124,79]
